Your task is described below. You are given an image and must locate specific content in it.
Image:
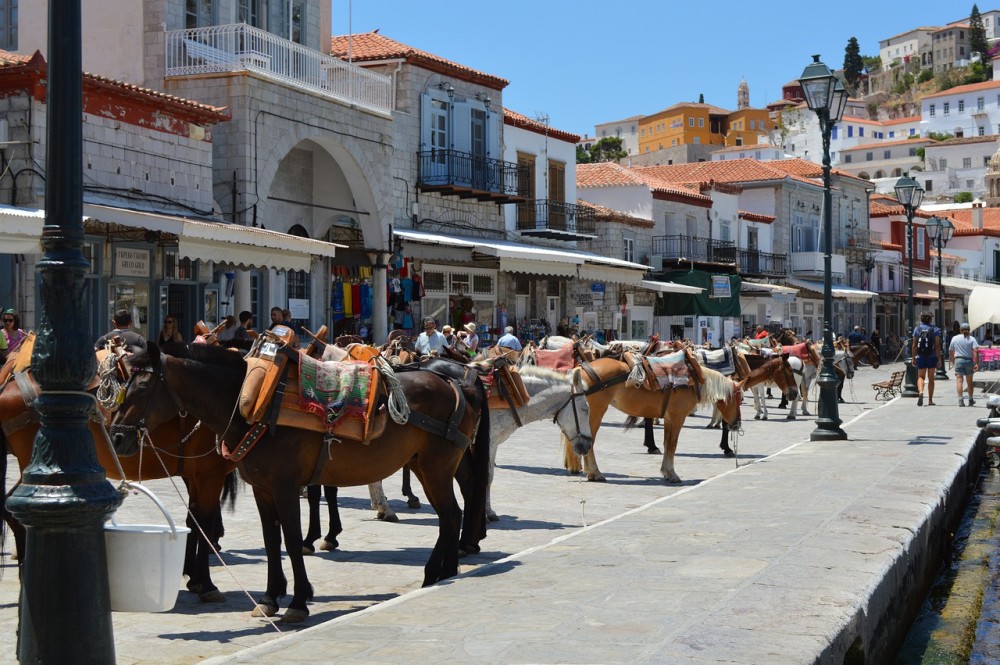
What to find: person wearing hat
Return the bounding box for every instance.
[441,324,456,347]
[847,325,864,347]
[414,317,449,356]
[948,322,980,407]
[459,321,480,355]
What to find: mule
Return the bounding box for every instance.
[110,343,513,621]
[563,358,742,484]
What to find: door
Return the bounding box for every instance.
[546,296,560,334]
[470,108,488,190]
[421,95,450,183]
[515,294,529,327]
[517,152,536,229]
[110,281,151,341]
[548,160,566,230]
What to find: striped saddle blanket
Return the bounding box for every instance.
[627,349,691,390]
[697,347,735,375]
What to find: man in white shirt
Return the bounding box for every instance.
[496,326,522,351]
[948,321,980,407]
[414,317,448,356]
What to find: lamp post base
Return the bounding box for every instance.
[935,367,949,380]
[810,369,847,441]
[810,423,848,441]
[902,360,919,397]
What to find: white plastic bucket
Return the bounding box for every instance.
[104,483,191,612]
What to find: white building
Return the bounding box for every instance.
[920,79,1000,139]
[592,114,642,157]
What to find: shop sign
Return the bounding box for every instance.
[288,298,309,319]
[115,247,150,278]
[591,283,605,294]
[710,275,731,299]
[574,292,593,308]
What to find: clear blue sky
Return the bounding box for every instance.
[333,1,973,137]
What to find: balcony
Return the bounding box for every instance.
[165,24,392,117]
[417,149,529,204]
[651,235,736,265]
[738,249,788,277]
[516,200,597,241]
[791,251,846,277]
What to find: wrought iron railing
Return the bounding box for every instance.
[164,24,392,117]
[417,149,528,198]
[516,200,596,237]
[651,235,736,263]
[738,249,788,276]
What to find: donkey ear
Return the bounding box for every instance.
[148,341,161,368]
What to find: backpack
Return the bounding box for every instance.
[916,327,934,356]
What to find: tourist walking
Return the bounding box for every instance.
[911,311,942,406]
[948,322,980,407]
[95,309,147,352]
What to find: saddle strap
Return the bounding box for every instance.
[224,422,268,462]
[2,371,41,437]
[579,361,630,396]
[266,358,293,435]
[405,379,472,450]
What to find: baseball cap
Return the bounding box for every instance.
[960,322,971,330]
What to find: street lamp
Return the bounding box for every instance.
[894,172,925,398]
[799,55,848,441]
[925,215,954,380]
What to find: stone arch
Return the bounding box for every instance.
[256,123,391,251]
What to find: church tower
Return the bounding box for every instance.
[737,78,749,110]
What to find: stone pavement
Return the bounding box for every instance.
[0,362,995,663]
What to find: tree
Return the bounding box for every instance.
[587,137,628,163]
[843,37,864,94]
[954,191,974,203]
[970,5,990,66]
[575,145,592,164]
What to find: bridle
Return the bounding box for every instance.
[113,360,187,436]
[551,370,589,439]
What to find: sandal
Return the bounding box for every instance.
[928,401,936,406]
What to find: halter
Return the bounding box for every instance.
[115,362,188,435]
[551,383,588,439]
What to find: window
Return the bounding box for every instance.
[0,0,16,50]
[924,180,933,191]
[909,147,917,156]
[844,154,852,163]
[750,120,755,130]
[940,158,947,168]
[964,157,972,168]
[966,179,974,188]
[959,100,965,113]
[916,228,925,259]
[624,237,635,263]
[640,128,645,137]
[848,125,854,137]
[859,128,865,137]
[944,102,950,115]
[186,0,215,28]
[693,137,700,144]
[930,104,936,117]
[720,221,731,242]
[980,127,986,136]
[689,117,695,127]
[884,150,891,159]
[698,118,704,127]
[866,152,873,161]
[978,97,986,111]
[986,156,992,167]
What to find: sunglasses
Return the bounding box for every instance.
[165,320,175,324]
[2,319,13,323]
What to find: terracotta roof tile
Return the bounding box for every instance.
[922,78,1000,100]
[882,116,921,125]
[942,208,1000,237]
[577,162,647,188]
[0,49,33,66]
[330,32,508,90]
[503,108,578,143]
[634,159,819,189]
[646,101,732,116]
[576,199,654,228]
[840,137,932,152]
[739,210,775,224]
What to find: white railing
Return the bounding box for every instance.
[791,251,847,276]
[165,24,392,117]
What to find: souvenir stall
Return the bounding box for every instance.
[329,249,376,339]
[393,261,496,346]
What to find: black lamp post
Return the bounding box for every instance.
[5,0,122,661]
[925,215,954,380]
[894,173,925,398]
[798,55,848,441]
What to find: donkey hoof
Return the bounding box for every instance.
[279,608,309,623]
[786,414,796,420]
[407,499,422,509]
[377,511,400,523]
[722,449,736,458]
[486,512,500,523]
[251,602,279,618]
[199,589,226,603]
[301,544,315,555]
[319,538,338,551]
[646,446,662,454]
[753,414,760,420]
[587,474,607,482]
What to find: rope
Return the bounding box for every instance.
[375,356,410,425]
[95,349,126,412]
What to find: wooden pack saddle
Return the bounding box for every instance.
[237,326,388,446]
[482,360,530,411]
[624,348,705,392]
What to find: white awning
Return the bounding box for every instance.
[639,279,704,294]
[392,229,649,284]
[84,204,342,272]
[913,275,986,293]
[0,205,44,254]
[741,280,798,303]
[786,277,877,302]
[968,284,1000,330]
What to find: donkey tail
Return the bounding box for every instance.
[458,379,491,555]
[221,470,239,512]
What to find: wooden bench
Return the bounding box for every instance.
[872,370,904,401]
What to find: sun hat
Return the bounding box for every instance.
[463,322,477,333]
[961,322,971,330]
[442,325,454,333]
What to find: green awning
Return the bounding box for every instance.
[654,271,742,317]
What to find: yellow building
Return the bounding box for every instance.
[637,102,774,154]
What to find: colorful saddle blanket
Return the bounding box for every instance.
[627,349,691,390]
[533,342,575,373]
[748,337,771,349]
[783,343,812,362]
[697,347,735,375]
[297,353,373,425]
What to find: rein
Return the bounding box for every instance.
[115,362,189,437]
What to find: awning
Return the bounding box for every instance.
[913,275,983,294]
[639,279,704,294]
[741,280,799,303]
[968,284,1000,330]
[84,204,343,272]
[0,205,45,254]
[393,229,649,285]
[786,277,877,303]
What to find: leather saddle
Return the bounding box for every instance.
[482,358,530,411]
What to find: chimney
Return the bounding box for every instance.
[972,200,984,230]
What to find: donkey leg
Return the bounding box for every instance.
[321,485,342,550]
[186,483,225,602]
[368,481,398,522]
[644,418,662,453]
[719,422,735,457]
[250,487,287,618]
[659,420,682,484]
[302,485,321,554]
[401,466,422,509]
[410,464,462,585]
[485,436,500,522]
[274,484,313,623]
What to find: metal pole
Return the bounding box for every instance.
[6,0,122,661]
[811,109,846,441]
[935,237,948,380]
[902,211,919,397]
